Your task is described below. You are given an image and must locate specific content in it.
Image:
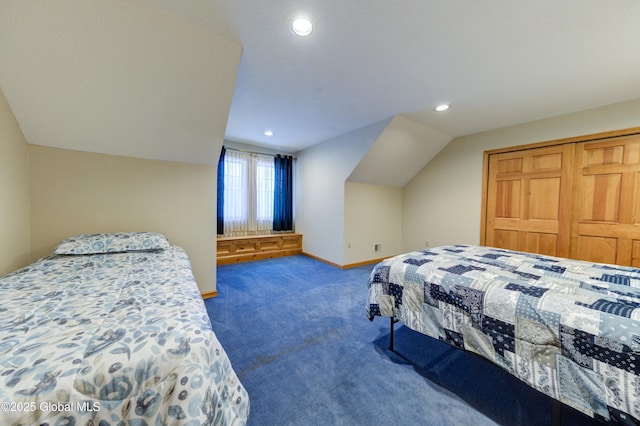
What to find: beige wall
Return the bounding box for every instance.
[344,182,402,265]
[402,98,640,252]
[0,0,241,291]
[0,87,30,276]
[29,145,217,293]
[295,120,389,266]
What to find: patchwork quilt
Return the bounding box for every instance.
[0,244,249,425]
[366,245,640,424]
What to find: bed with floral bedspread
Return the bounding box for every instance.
[366,244,640,424]
[0,232,249,425]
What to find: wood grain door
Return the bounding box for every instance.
[484,144,574,257]
[570,134,640,266]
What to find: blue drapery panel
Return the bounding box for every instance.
[273,154,293,231]
[216,146,226,235]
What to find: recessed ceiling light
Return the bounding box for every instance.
[264,130,274,137]
[290,16,313,36]
[435,104,450,112]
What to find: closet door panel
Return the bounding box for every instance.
[571,135,640,265]
[493,229,519,250]
[634,172,640,223]
[578,174,621,222]
[494,180,521,218]
[529,177,560,220]
[632,240,640,267]
[485,144,573,257]
[574,236,618,265]
[526,233,558,257]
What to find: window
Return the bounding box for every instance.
[220,149,275,236]
[255,157,275,223]
[223,153,249,223]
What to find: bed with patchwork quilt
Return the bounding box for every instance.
[0,232,249,425]
[366,244,640,424]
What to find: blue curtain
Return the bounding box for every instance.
[273,154,293,231]
[216,146,226,235]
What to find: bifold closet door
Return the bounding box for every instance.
[571,134,640,266]
[485,144,574,257]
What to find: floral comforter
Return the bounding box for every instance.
[0,245,249,425]
[367,245,640,424]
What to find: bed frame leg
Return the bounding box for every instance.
[551,399,562,426]
[389,317,395,351]
[389,317,400,352]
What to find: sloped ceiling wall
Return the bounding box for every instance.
[347,115,452,187]
[0,0,447,188]
[0,0,241,166]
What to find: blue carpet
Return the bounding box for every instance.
[206,255,602,426]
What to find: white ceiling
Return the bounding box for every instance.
[2,1,640,162]
[150,0,640,152]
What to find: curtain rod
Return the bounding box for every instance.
[223,145,296,160]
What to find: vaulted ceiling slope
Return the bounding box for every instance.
[348,115,451,188]
[2,1,640,171]
[0,1,241,166]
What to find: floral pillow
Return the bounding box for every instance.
[53,232,170,255]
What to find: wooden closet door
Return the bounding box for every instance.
[571,134,640,266]
[485,144,574,257]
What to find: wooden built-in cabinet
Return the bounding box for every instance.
[481,127,640,266]
[216,233,302,265]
